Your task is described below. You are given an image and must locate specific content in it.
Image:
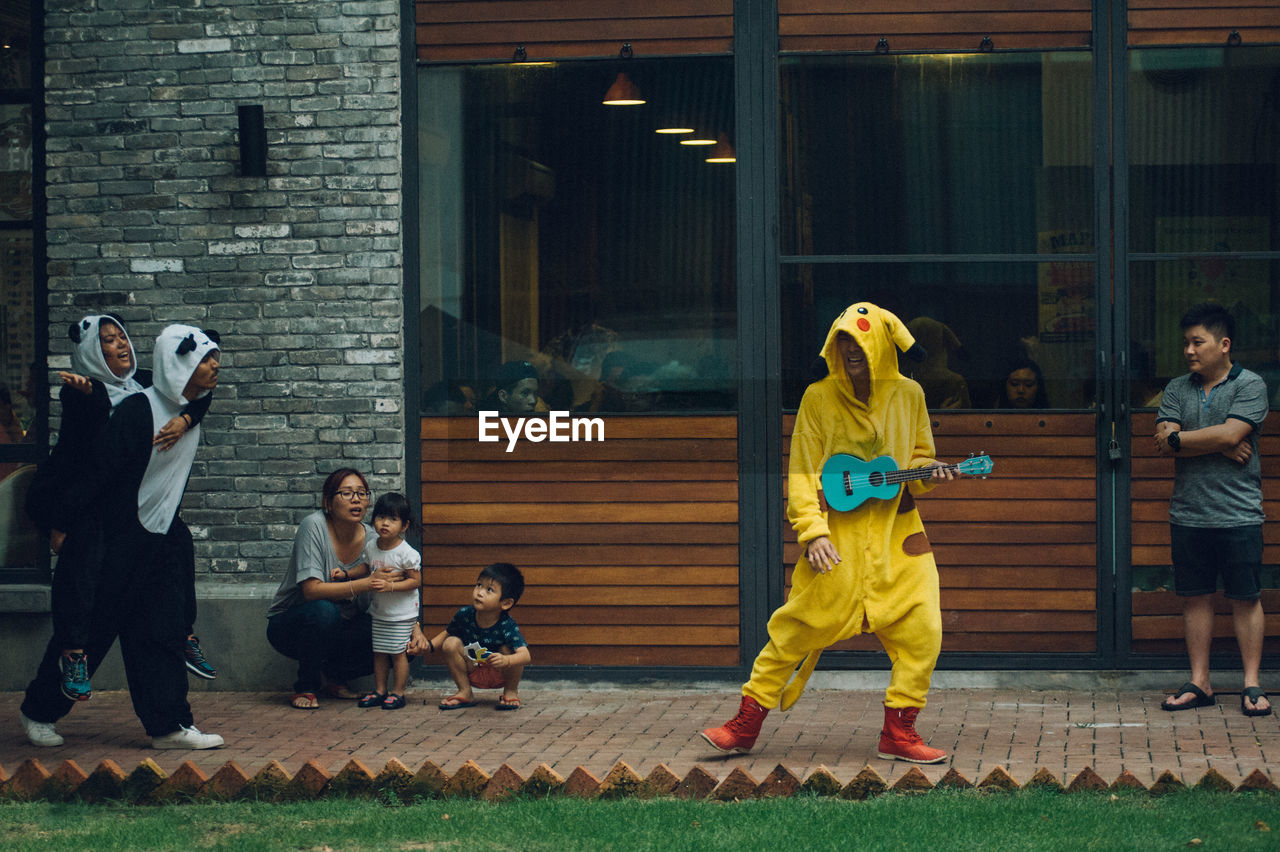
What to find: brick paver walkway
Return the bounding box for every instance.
[3,680,1277,787]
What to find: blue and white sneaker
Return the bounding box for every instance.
[183,636,216,680]
[59,651,91,702]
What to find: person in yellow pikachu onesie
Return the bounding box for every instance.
[702,302,956,764]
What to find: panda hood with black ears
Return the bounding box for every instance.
[128,324,219,534]
[151,324,220,406]
[70,314,143,406]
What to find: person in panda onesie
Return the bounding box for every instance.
[702,302,957,764]
[21,314,214,711]
[19,325,225,750]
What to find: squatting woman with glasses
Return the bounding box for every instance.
[267,469,379,709]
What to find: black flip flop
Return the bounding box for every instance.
[1241,686,1272,717]
[1161,681,1215,711]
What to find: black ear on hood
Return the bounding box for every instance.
[68,322,83,343]
[204,329,221,345]
[902,342,928,363]
[176,334,197,356]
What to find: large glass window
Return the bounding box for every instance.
[418,58,736,414]
[0,0,39,577]
[1127,46,1280,409]
[779,52,1095,410]
[780,261,1096,410]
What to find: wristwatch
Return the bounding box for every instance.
[1167,431,1181,452]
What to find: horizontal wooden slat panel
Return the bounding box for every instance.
[428,502,738,525]
[778,1,1092,53]
[782,409,1098,655]
[833,632,1096,653]
[417,0,733,62]
[424,565,739,585]
[421,415,739,664]
[422,461,736,482]
[1128,1,1280,46]
[422,606,740,626]
[425,544,736,565]
[424,481,739,504]
[1134,613,1280,640]
[426,524,739,546]
[1133,589,1280,615]
[516,646,732,666]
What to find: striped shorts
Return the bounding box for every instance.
[371,617,417,654]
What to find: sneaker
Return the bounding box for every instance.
[19,711,64,747]
[700,695,769,753]
[59,651,92,701]
[183,636,217,679]
[151,724,224,750]
[381,693,406,710]
[877,705,948,764]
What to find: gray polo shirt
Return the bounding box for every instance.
[1157,363,1268,528]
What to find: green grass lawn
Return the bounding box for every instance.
[3,790,1278,851]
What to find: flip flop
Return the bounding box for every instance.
[496,696,521,711]
[1241,686,1272,717]
[1161,681,1215,711]
[438,695,478,710]
[291,692,319,710]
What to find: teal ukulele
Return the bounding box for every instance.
[819,453,993,512]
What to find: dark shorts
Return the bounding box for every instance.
[1169,523,1263,600]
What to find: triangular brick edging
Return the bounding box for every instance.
[0,759,1275,803]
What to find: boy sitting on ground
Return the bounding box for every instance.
[415,562,530,711]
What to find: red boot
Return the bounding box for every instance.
[700,695,769,753]
[877,705,947,764]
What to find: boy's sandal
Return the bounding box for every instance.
[381,693,407,710]
[356,692,386,708]
[438,695,477,710]
[496,695,521,711]
[1161,681,1215,711]
[323,683,360,700]
[291,692,319,710]
[1242,686,1273,717]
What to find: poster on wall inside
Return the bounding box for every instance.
[1037,229,1095,344]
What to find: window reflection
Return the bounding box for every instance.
[781,53,1093,256]
[418,59,737,414]
[1128,47,1280,410]
[780,262,1096,410]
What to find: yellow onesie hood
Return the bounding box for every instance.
[820,303,924,404]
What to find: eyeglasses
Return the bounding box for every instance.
[335,490,372,501]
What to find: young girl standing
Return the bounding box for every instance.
[346,493,421,710]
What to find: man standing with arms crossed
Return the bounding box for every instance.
[1155,302,1271,717]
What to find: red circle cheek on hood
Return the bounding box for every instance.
[856,318,871,332]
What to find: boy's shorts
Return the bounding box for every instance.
[1169,523,1262,600]
[468,664,505,690]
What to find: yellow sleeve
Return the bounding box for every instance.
[904,383,940,496]
[787,386,831,545]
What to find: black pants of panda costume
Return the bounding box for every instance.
[22,518,195,738]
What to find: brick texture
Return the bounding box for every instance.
[43,0,405,581]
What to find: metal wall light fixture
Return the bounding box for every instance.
[238,104,267,177]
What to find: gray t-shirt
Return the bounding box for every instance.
[266,510,374,617]
[1157,363,1268,528]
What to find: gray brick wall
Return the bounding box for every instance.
[43,0,404,581]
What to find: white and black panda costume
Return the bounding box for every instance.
[21,325,220,739]
[23,315,210,652]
